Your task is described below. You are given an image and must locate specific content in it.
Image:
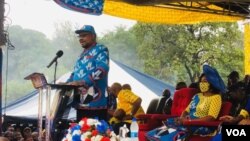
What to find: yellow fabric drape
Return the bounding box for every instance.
[245,24,250,75]
[103,0,248,73]
[104,0,243,24]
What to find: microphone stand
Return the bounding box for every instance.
[54,60,58,84]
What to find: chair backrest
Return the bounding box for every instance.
[146,98,159,114]
[146,96,173,114]
[155,97,172,114]
[218,101,232,118]
[171,88,198,116]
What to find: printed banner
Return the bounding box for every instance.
[54,0,104,15]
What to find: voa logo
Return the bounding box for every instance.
[226,129,246,136]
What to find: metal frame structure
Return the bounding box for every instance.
[122,0,250,18]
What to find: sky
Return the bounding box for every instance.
[4,0,136,39]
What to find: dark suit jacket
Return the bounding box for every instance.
[83,94,93,104]
[72,94,93,108]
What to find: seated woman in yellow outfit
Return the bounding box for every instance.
[146,65,225,141]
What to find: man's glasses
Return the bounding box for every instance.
[77,33,90,38]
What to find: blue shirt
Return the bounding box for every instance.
[67,43,109,107]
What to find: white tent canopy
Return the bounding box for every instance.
[3,60,174,119]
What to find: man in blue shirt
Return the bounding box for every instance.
[67,25,109,121]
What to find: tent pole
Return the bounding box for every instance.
[0,0,5,135]
[0,48,2,135]
[244,22,250,75]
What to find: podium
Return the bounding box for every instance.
[25,73,47,141]
[25,73,77,141]
[47,84,78,141]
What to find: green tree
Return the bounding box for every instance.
[3,25,56,103]
[132,22,243,84]
[3,22,244,104]
[3,22,80,104]
[52,21,81,70]
[99,26,143,70]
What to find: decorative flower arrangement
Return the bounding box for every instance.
[62,117,118,141]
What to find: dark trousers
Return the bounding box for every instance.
[76,108,108,122]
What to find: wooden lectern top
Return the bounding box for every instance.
[47,83,78,90]
[24,72,47,89]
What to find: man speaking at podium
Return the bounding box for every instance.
[66,25,109,122]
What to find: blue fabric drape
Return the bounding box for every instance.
[53,0,104,15]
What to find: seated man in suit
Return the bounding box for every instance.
[72,86,94,121]
[79,87,93,104]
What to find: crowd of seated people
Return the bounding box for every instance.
[2,66,250,141]
[222,71,250,124]
[0,125,42,141]
[143,67,250,141]
[107,82,176,137]
[146,65,225,141]
[220,81,250,124]
[209,71,250,141]
[70,68,250,140]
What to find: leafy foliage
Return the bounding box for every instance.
[131,22,244,84]
[2,22,244,104]
[3,25,54,102]
[3,24,76,104]
[99,26,143,70]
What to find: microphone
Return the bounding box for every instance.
[47,50,63,68]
